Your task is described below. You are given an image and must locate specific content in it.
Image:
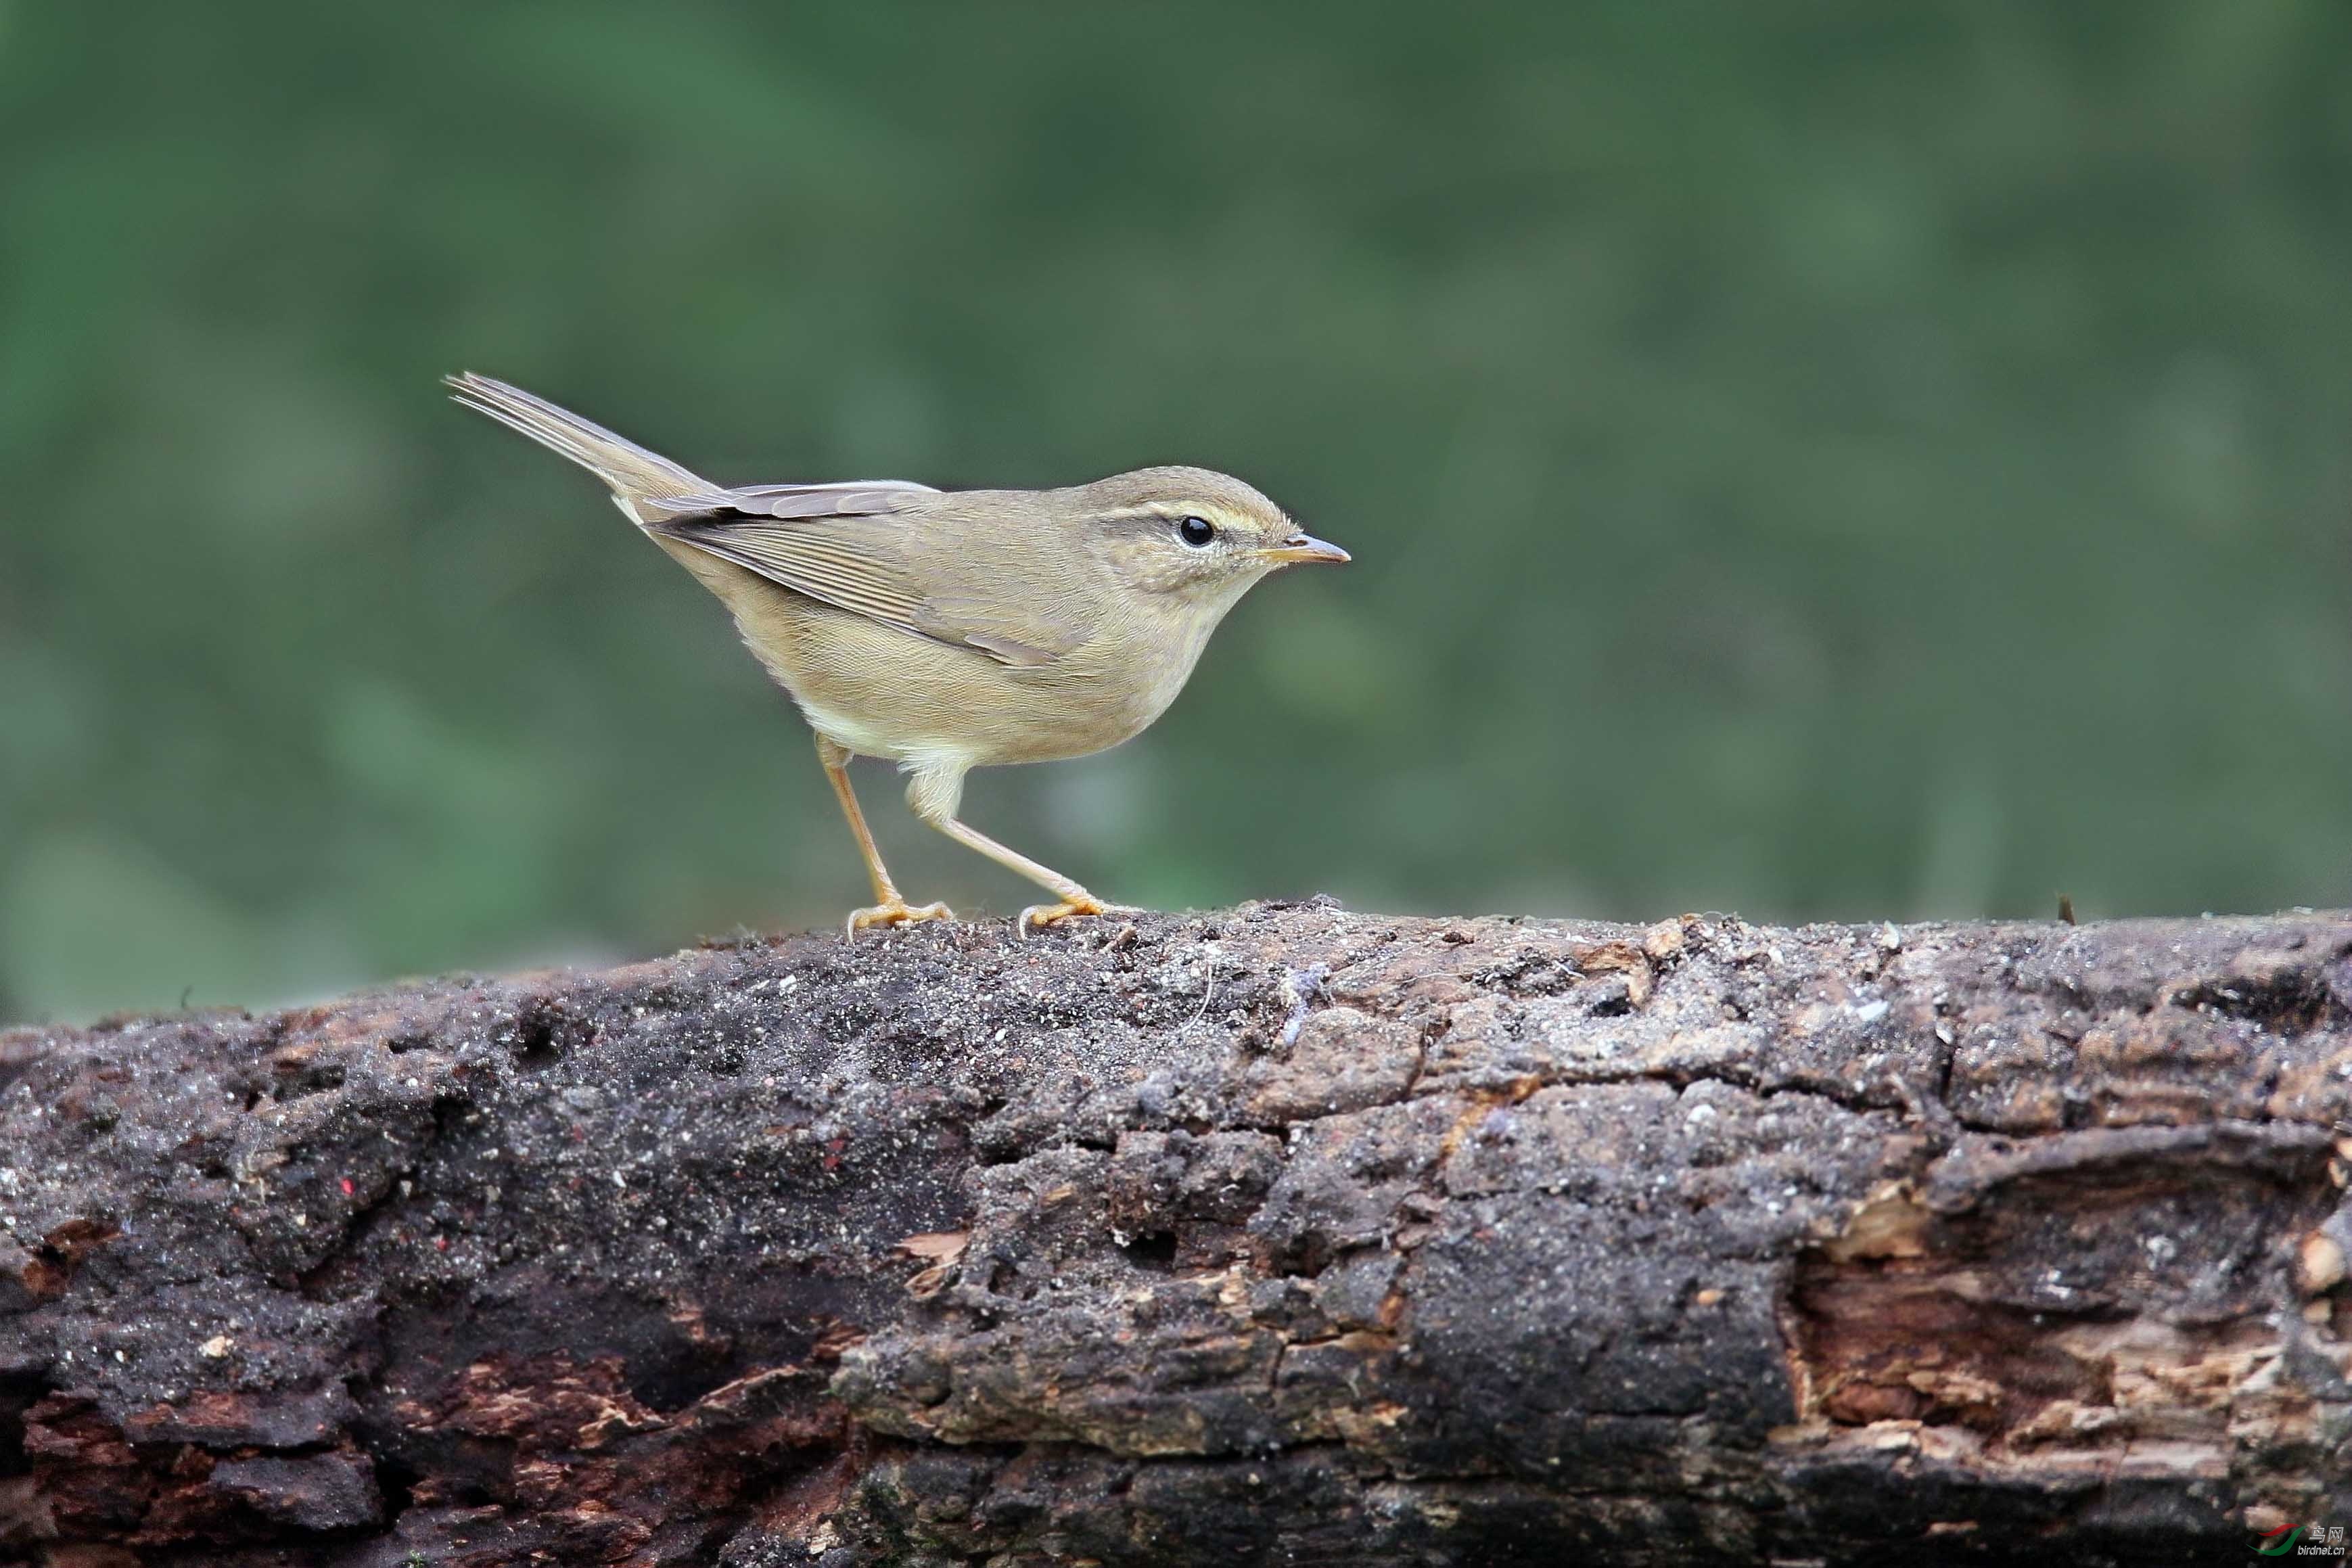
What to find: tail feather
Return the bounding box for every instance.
[445,372,729,519]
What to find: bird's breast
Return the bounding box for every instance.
[669,544,1226,769]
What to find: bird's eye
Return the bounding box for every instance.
[1176,515,1216,548]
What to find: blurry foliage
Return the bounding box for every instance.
[3,1,2351,1021]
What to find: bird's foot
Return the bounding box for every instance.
[1017,894,1138,936]
[845,898,955,938]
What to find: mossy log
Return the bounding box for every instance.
[3,903,2349,1566]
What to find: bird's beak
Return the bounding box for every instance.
[1258,532,1350,567]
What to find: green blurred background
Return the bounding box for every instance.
[5,2,2351,1024]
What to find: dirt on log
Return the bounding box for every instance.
[2,902,2349,1567]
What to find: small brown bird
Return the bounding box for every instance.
[447,373,1347,935]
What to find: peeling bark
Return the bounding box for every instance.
[1,903,2348,1565]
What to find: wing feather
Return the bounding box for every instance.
[729,480,939,518]
[651,494,1098,667]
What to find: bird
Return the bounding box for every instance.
[445,373,1348,936]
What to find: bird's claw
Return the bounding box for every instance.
[845,899,955,938]
[1017,896,1137,936]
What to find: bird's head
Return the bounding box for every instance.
[1075,466,1347,614]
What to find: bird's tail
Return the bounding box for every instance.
[445,372,731,522]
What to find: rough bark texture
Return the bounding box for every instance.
[3,902,2349,1567]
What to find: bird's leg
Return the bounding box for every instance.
[817,735,952,936]
[904,762,1128,936]
[933,818,1113,934]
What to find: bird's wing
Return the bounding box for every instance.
[651,493,1099,668]
[727,480,940,517]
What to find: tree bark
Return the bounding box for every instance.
[2,902,2348,1566]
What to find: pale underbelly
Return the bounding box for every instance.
[788,658,1168,768]
[735,581,1173,765]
